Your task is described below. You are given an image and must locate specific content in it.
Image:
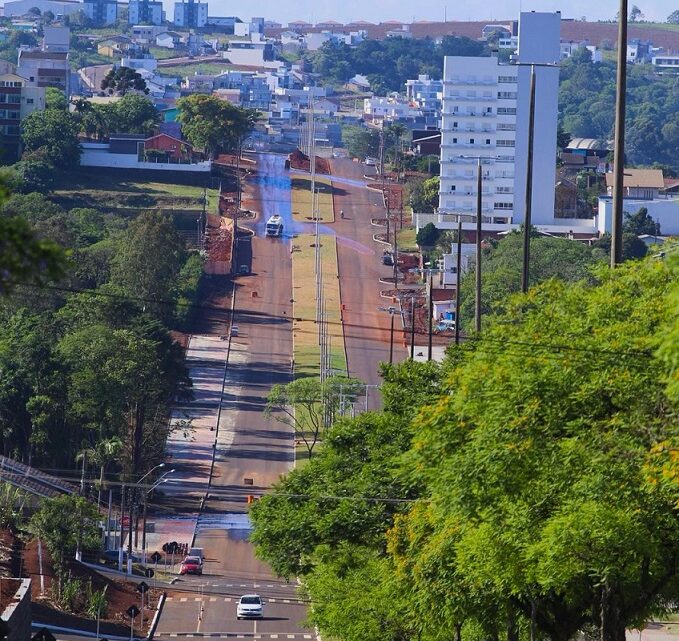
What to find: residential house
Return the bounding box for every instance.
[156,31,185,49]
[598,169,679,236]
[223,35,275,67]
[412,129,441,156]
[627,39,653,64]
[363,96,421,122]
[346,74,371,92]
[280,31,303,55]
[206,16,237,30]
[562,137,611,169]
[131,25,167,44]
[234,17,264,37]
[120,56,158,72]
[554,178,579,218]
[181,73,214,93]
[42,26,69,53]
[315,19,343,29]
[386,25,413,38]
[97,36,137,57]
[0,72,45,160]
[405,74,442,127]
[652,54,679,69]
[144,133,194,161]
[17,49,70,94]
[287,20,312,32]
[604,168,664,199]
[80,132,210,171]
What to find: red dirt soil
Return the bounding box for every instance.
[23,539,160,636]
[288,149,331,175]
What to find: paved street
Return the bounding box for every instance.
[331,159,405,399]
[156,154,304,637]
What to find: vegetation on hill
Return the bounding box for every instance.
[252,252,679,641]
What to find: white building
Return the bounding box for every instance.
[120,56,158,71]
[42,26,69,53]
[438,11,560,228]
[405,74,442,127]
[128,0,164,26]
[81,0,117,26]
[173,0,208,28]
[223,35,275,67]
[652,54,679,69]
[364,96,421,122]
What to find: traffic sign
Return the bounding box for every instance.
[127,604,140,619]
[150,551,162,563]
[144,567,155,578]
[136,580,150,594]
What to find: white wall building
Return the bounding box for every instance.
[81,0,117,26]
[364,96,421,121]
[173,0,208,28]
[128,0,164,26]
[438,11,560,228]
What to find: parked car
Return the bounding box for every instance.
[364,157,377,166]
[238,264,249,275]
[180,556,203,575]
[382,253,394,266]
[103,549,140,564]
[230,324,239,337]
[237,594,263,619]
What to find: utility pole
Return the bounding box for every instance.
[521,65,536,293]
[475,158,482,333]
[410,296,415,359]
[427,272,434,361]
[455,219,462,346]
[389,311,395,364]
[611,0,628,266]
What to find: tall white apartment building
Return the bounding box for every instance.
[438,11,561,226]
[128,0,164,26]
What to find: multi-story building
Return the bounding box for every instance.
[438,11,560,227]
[0,72,45,160]
[82,0,117,26]
[128,0,164,26]
[17,49,70,94]
[173,0,208,28]
[405,74,442,128]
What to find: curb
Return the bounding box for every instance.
[147,592,166,640]
[32,623,136,641]
[372,234,391,247]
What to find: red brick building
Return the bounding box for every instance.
[144,133,194,161]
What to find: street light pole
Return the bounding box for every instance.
[521,65,536,293]
[455,219,462,345]
[611,0,628,266]
[389,312,395,364]
[475,158,482,333]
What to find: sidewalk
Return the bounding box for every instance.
[144,335,230,554]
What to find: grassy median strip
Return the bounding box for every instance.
[290,176,335,223]
[291,233,346,379]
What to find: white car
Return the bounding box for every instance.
[364,157,377,166]
[237,594,263,619]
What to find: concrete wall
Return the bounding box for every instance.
[598,197,679,236]
[1,578,32,641]
[81,144,211,172]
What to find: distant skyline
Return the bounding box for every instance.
[192,0,670,24]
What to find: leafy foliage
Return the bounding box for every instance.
[177,94,258,158]
[101,66,148,95]
[21,109,81,167]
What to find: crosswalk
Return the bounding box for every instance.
[166,597,300,604]
[157,635,314,639]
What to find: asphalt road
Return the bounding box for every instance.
[331,159,405,399]
[155,154,308,639]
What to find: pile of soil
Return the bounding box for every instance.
[0,530,18,579]
[0,577,23,612]
[23,539,161,636]
[205,221,233,263]
[287,149,331,174]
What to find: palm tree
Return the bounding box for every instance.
[76,437,123,507]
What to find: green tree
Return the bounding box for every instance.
[458,230,600,326]
[29,494,100,584]
[101,66,148,95]
[45,86,68,110]
[176,94,257,158]
[110,210,185,322]
[415,221,440,247]
[668,9,679,23]
[264,376,362,459]
[112,94,160,134]
[21,108,81,167]
[342,125,380,160]
[410,176,440,213]
[624,206,660,236]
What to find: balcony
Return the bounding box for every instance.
[441,110,493,118]
[444,94,496,102]
[444,78,496,86]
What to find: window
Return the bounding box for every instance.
[498,75,516,83]
[7,95,20,104]
[452,138,457,143]
[494,202,513,209]
[497,107,516,115]
[453,121,458,128]
[486,139,491,145]
[450,185,456,191]
[496,186,512,193]
[469,138,474,144]
[497,139,515,147]
[497,123,515,130]
[26,98,34,104]
[497,91,517,99]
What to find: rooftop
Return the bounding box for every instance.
[605,168,664,190]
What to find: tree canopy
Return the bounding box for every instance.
[176,94,258,158]
[252,252,679,641]
[101,66,148,95]
[21,108,81,167]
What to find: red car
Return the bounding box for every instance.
[180,556,203,575]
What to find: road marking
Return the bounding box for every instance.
[210,597,217,602]
[195,597,202,601]
[283,599,290,603]
[270,636,278,639]
[287,635,295,639]
[181,597,188,602]
[268,599,276,603]
[166,596,174,601]
[304,636,312,639]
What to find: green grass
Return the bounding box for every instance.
[291,176,335,223]
[291,233,346,379]
[52,171,219,212]
[149,46,182,60]
[158,62,232,77]
[396,226,417,251]
[628,21,679,32]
